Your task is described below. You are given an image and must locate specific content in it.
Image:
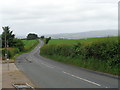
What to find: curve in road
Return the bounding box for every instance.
[15,40,118,88]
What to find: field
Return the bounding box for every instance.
[48,37,118,45]
[22,40,39,51]
[40,36,119,75]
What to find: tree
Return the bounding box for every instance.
[45,37,51,44]
[27,33,38,40]
[13,38,24,51]
[40,36,44,39]
[2,26,15,48]
[1,26,24,51]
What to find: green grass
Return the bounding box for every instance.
[41,54,119,75]
[48,36,118,45]
[22,40,39,51]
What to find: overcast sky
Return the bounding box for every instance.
[0,0,118,36]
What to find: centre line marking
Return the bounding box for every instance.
[62,71,101,87]
[41,63,55,68]
[45,65,54,68]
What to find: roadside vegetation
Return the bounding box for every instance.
[0,35,2,58]
[1,26,39,60]
[40,36,120,75]
[2,39,39,60]
[40,36,51,44]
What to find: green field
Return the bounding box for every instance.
[41,36,119,75]
[48,37,118,45]
[22,40,39,51]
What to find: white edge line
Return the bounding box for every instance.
[62,71,101,87]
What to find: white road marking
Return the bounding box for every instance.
[62,71,101,87]
[41,63,55,68]
[105,86,111,88]
[45,65,55,68]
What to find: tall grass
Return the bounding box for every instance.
[40,37,119,75]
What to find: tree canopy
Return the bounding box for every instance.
[40,36,45,39]
[1,26,24,51]
[2,26,15,47]
[27,33,38,40]
[45,37,51,44]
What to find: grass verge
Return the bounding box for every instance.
[41,54,119,75]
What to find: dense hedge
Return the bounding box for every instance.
[40,38,119,68]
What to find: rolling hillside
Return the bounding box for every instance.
[44,30,118,39]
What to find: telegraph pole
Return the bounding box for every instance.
[7,40,9,71]
[4,29,7,60]
[4,29,9,70]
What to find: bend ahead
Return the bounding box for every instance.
[15,40,118,88]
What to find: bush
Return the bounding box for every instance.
[84,39,118,61]
[2,48,20,59]
[13,39,24,51]
[41,44,73,56]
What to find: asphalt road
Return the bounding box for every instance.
[15,40,119,88]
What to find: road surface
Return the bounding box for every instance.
[15,40,118,88]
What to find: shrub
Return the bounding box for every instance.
[2,48,20,59]
[13,39,24,51]
[84,39,118,61]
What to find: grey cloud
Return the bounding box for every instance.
[0,0,118,35]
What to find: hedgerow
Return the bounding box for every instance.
[40,37,119,75]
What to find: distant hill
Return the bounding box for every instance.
[44,30,118,39]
